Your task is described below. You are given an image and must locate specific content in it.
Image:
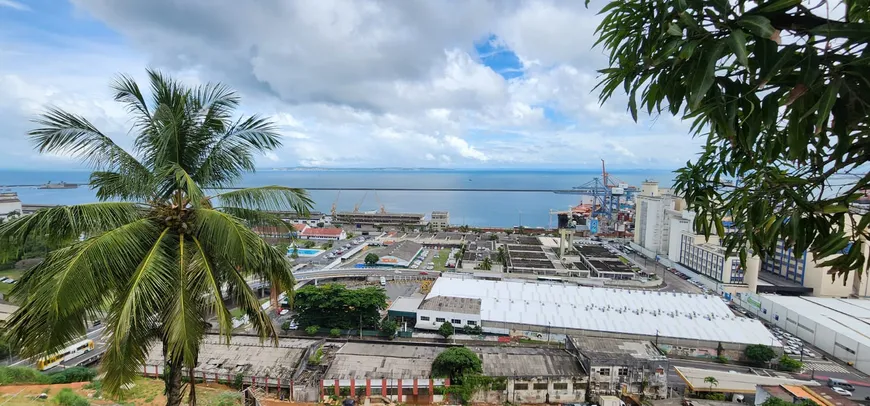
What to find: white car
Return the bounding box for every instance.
[831,387,852,397]
[279,309,289,316]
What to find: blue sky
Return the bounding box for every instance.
[0,0,702,170]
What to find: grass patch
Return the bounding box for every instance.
[433,249,450,271]
[0,269,23,295]
[229,307,244,318]
[618,256,630,265]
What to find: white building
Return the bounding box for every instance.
[736,294,870,375]
[430,211,450,231]
[633,181,691,256]
[299,227,346,241]
[0,192,22,220]
[415,276,778,349]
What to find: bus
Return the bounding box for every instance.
[36,339,95,371]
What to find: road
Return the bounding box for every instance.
[616,247,703,293]
[7,325,106,369]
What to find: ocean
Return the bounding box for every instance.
[0,169,676,227]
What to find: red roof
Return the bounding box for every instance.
[293,223,308,232]
[301,227,343,237]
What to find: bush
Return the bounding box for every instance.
[778,355,803,372]
[0,366,50,385]
[309,347,324,365]
[305,325,319,335]
[281,321,292,331]
[379,319,398,338]
[704,393,726,401]
[54,388,90,406]
[329,328,342,338]
[744,344,777,365]
[715,356,728,364]
[47,367,97,384]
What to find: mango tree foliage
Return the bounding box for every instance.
[595,0,870,290]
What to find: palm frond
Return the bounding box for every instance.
[162,235,205,369]
[153,164,205,207]
[29,108,149,172]
[214,186,313,216]
[189,236,234,341]
[111,73,152,131]
[0,202,145,245]
[90,171,156,201]
[218,207,293,230]
[104,227,175,396]
[5,218,162,358]
[193,116,280,188]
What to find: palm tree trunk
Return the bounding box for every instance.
[270,285,279,312]
[164,358,184,406]
[188,368,197,406]
[851,270,863,298]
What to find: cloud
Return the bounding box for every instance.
[0,0,702,170]
[0,0,29,11]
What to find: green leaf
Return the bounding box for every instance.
[689,42,725,109]
[821,204,849,214]
[754,0,801,13]
[728,29,749,67]
[668,23,683,37]
[737,15,775,39]
[809,23,870,39]
[814,77,841,133]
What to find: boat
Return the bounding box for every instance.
[38,181,79,189]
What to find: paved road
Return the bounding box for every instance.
[8,325,106,370]
[618,248,703,293]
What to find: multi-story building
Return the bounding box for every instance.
[633,181,692,257]
[759,239,870,297]
[334,211,426,228]
[569,337,669,399]
[430,211,449,230]
[677,231,760,294]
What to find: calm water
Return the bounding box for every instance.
[0,169,676,227]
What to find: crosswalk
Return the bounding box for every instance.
[801,360,850,373]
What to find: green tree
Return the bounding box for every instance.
[364,253,380,266]
[379,319,398,339]
[303,240,316,249]
[595,0,870,292]
[762,397,819,406]
[438,321,455,339]
[495,247,507,266]
[290,246,299,259]
[329,328,342,338]
[704,376,719,391]
[744,344,777,364]
[0,70,312,404]
[778,354,803,372]
[321,242,332,250]
[293,284,388,329]
[489,234,498,241]
[275,242,290,257]
[305,325,319,336]
[431,347,483,384]
[479,258,492,271]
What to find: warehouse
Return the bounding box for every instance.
[376,240,424,267]
[415,276,779,355]
[740,294,870,375]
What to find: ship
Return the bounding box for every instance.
[38,181,79,190]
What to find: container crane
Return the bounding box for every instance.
[330,190,341,218]
[353,191,368,213]
[374,190,387,214]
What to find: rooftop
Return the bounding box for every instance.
[569,336,665,364]
[425,278,779,345]
[760,295,870,347]
[301,227,344,237]
[475,346,582,377]
[381,240,424,262]
[674,366,818,393]
[0,303,19,322]
[387,297,425,314]
[418,295,481,315]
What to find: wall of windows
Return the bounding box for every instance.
[679,234,728,282]
[760,241,807,285]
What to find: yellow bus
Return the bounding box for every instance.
[36,339,95,371]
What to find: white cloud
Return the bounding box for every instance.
[0,0,29,11]
[0,0,702,170]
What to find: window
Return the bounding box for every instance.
[533,383,548,390]
[618,368,629,376]
[513,383,528,390]
[420,316,430,321]
[598,368,610,376]
[436,317,446,323]
[451,319,461,324]
[553,383,568,390]
[467,321,477,326]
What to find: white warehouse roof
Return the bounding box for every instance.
[425,278,778,346]
[762,295,870,345]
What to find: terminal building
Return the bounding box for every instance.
[429,211,449,230]
[334,211,426,228]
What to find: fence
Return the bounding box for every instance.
[140,365,309,401]
[319,378,450,404]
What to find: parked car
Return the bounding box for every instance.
[831,387,852,397]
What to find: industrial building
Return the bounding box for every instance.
[577,246,635,280]
[429,211,449,230]
[568,337,668,399]
[734,294,870,375]
[375,240,423,267]
[413,276,779,353]
[677,231,759,291]
[334,211,426,228]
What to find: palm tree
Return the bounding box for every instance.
[480,257,492,271]
[704,376,719,391]
[496,246,507,266]
[0,69,312,405]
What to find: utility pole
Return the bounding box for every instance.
[359,314,363,339]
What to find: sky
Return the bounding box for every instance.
[0,0,705,170]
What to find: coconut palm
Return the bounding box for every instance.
[704,376,719,391]
[480,257,492,271]
[0,69,312,405]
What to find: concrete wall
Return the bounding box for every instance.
[486,377,585,404]
[415,309,481,331]
[587,364,668,398]
[667,216,692,261]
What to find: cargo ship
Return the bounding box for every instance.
[38,181,79,189]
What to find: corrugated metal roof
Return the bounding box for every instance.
[426,278,778,345]
[763,295,870,343]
